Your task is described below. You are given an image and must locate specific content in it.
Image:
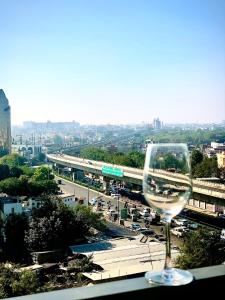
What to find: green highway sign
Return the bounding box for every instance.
[102,166,124,177]
[120,208,128,220]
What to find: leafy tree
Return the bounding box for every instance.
[0,165,10,181]
[193,156,219,178]
[32,166,54,181]
[0,178,24,196]
[19,166,35,177]
[0,154,26,168]
[176,228,225,269]
[191,149,203,169]
[0,264,41,298]
[68,254,94,272]
[4,214,28,262]
[25,200,106,251]
[9,166,23,178]
[0,148,8,158]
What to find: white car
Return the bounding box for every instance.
[111,193,121,198]
[171,226,189,238]
[172,218,188,227]
[89,198,98,205]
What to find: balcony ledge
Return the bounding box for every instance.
[9,264,225,300]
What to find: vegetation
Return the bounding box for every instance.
[4,214,29,263]
[146,128,225,145]
[190,149,220,178]
[81,147,145,168]
[0,159,59,196]
[0,264,41,298]
[176,228,225,269]
[25,199,106,251]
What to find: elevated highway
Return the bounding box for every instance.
[47,153,225,205]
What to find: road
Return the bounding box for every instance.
[55,176,185,246]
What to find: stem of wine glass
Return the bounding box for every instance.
[163,221,172,275]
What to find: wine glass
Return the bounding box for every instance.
[143,143,193,286]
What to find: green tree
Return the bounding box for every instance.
[0,148,8,158]
[25,200,106,251]
[9,166,23,178]
[0,165,10,181]
[0,178,24,196]
[176,228,225,269]
[0,154,26,168]
[32,166,54,181]
[191,149,203,169]
[0,264,41,298]
[4,214,28,262]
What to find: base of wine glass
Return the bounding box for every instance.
[145,268,193,286]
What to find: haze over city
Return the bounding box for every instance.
[0,0,225,125]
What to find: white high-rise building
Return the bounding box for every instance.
[0,89,11,154]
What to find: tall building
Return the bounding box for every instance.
[0,89,11,153]
[153,118,162,130]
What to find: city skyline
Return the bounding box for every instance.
[1,0,225,125]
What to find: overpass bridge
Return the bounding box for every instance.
[47,154,225,206]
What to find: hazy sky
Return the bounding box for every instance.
[0,0,225,125]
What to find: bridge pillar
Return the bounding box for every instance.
[103,177,111,195]
[72,169,85,181]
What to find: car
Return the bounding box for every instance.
[89,198,98,206]
[187,222,199,230]
[218,214,225,219]
[171,218,188,227]
[220,229,225,241]
[130,223,142,231]
[163,189,172,195]
[140,208,151,217]
[154,234,166,242]
[171,226,189,238]
[111,193,121,198]
[140,229,155,236]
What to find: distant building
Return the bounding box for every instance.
[153,118,162,130]
[0,89,11,153]
[217,152,225,168]
[11,144,42,159]
[58,192,88,207]
[0,194,22,220]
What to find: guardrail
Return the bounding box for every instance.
[9,264,225,299]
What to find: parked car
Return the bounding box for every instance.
[171,226,189,238]
[220,229,225,241]
[140,229,155,236]
[154,234,166,242]
[171,218,188,227]
[187,222,199,230]
[111,193,121,198]
[130,223,142,232]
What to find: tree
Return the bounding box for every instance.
[32,166,54,181]
[0,148,8,158]
[25,200,106,251]
[0,178,24,196]
[4,214,28,262]
[0,154,26,168]
[0,165,10,181]
[0,264,41,298]
[175,228,225,269]
[9,166,23,178]
[191,149,203,170]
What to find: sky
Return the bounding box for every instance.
[0,0,225,125]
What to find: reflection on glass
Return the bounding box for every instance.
[143,143,193,286]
